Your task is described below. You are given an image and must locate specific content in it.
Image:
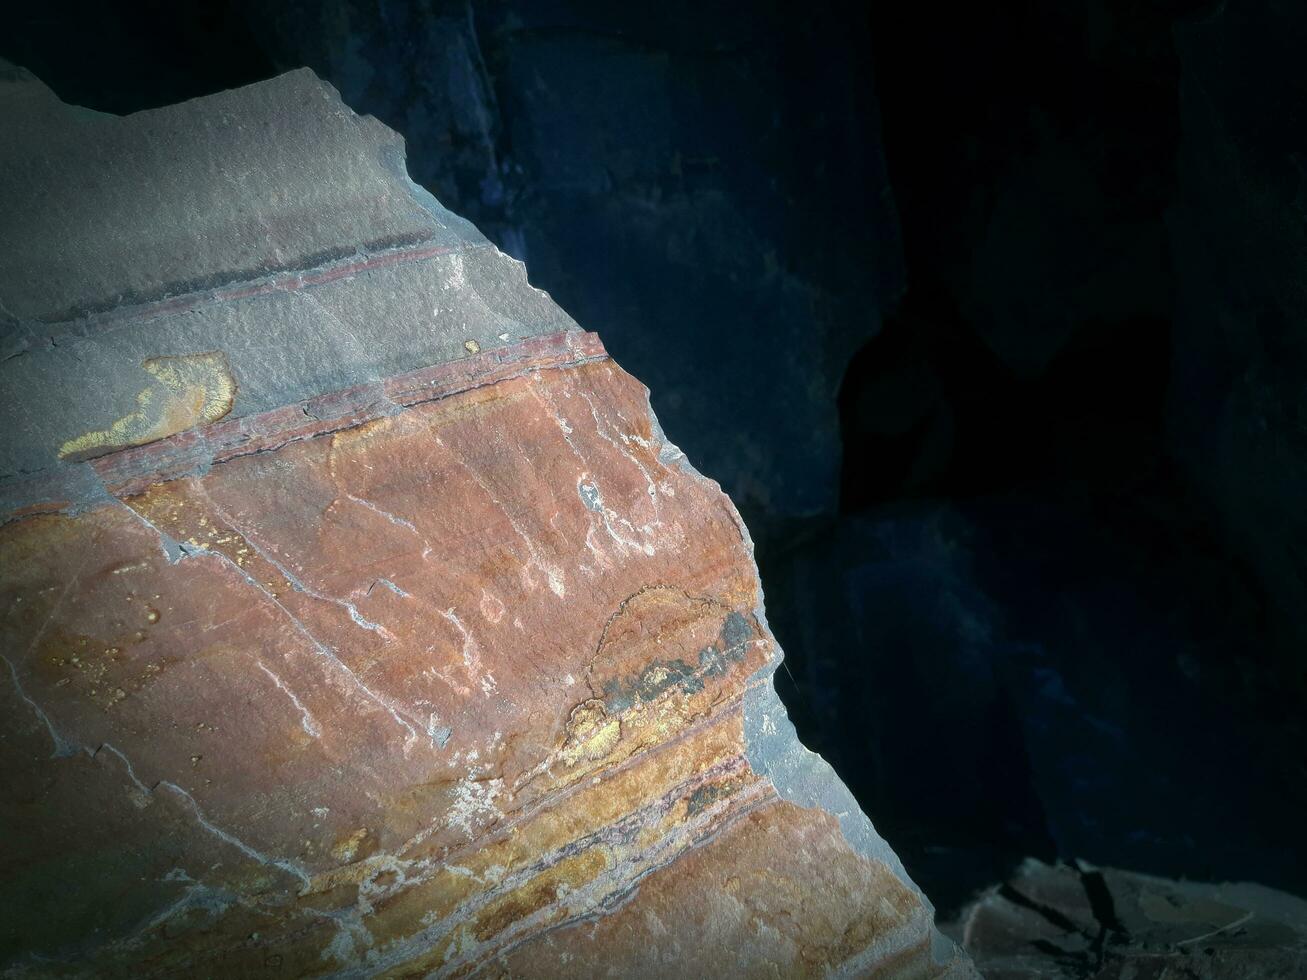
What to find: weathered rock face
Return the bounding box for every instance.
[953,859,1307,980]
[0,68,968,977]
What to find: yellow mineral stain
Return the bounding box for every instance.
[355,865,481,950]
[376,928,458,978]
[472,848,609,942]
[58,351,236,460]
[559,699,621,766]
[122,484,263,574]
[330,828,371,864]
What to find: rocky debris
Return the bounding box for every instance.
[952,859,1307,979]
[0,69,970,977]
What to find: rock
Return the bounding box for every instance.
[954,858,1307,979]
[0,63,573,486]
[0,68,970,977]
[237,1,906,537]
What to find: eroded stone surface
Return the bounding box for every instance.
[1,337,965,977]
[0,67,970,978]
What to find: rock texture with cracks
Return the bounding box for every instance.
[0,66,972,978]
[954,859,1307,979]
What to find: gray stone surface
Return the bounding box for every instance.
[0,64,575,487]
[2,64,462,321]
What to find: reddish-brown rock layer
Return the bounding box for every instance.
[1,333,967,977]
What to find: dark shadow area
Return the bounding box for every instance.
[3,2,276,114]
[803,0,1307,911]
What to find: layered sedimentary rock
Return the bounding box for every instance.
[0,66,968,977]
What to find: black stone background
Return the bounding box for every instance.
[6,0,1305,916]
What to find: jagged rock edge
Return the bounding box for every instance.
[642,385,964,971]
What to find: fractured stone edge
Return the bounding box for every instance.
[644,389,971,975]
